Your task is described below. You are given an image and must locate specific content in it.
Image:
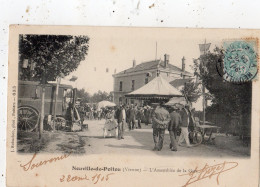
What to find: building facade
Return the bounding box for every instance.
[112,54,193,105]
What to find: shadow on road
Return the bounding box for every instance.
[80,135,118,139]
[110,127,179,156]
[105,143,151,151]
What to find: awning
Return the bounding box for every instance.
[97,101,116,109]
[125,75,183,100]
[165,97,187,106]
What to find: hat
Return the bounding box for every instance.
[171,105,178,110]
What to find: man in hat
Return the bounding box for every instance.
[136,106,142,129]
[144,105,150,126]
[178,104,191,147]
[115,104,126,140]
[152,101,170,151]
[128,104,136,130]
[168,106,182,151]
[125,105,130,130]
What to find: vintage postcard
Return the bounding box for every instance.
[7,25,260,186]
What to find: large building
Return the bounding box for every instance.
[112,54,193,105]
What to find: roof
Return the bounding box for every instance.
[19,80,73,89]
[125,75,183,99]
[169,78,193,89]
[114,59,192,76]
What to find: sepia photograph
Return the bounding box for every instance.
[2,0,260,186]
[16,29,254,158]
[6,25,260,187]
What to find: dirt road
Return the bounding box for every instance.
[18,119,249,157]
[78,119,249,157]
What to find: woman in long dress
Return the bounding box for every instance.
[103,108,118,138]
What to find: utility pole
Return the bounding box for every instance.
[39,86,45,139]
[53,76,61,131]
[39,70,46,139]
[71,88,77,123]
[202,39,206,125]
[202,83,205,125]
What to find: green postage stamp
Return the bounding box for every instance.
[223,40,258,82]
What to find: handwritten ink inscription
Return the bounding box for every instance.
[20,152,71,171]
[179,161,238,187]
[19,153,237,186]
[60,173,115,184]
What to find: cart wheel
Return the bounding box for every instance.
[18,106,39,132]
[194,131,203,145]
[54,117,67,131]
[189,131,203,146]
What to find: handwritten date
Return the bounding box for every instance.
[60,173,115,184]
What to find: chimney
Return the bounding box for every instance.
[164,54,169,68]
[182,56,185,72]
[133,59,136,68]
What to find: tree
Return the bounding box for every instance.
[76,88,91,104]
[91,90,113,103]
[19,35,89,83]
[193,47,252,133]
[66,89,113,105]
[181,80,201,103]
[108,91,113,102]
[19,35,89,138]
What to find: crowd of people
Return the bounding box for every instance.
[115,104,154,130]
[77,104,111,121]
[151,102,195,152]
[113,102,196,152]
[76,101,197,152]
[77,103,154,129]
[102,104,154,139]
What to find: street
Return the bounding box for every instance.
[18,119,249,157]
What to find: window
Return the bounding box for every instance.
[145,77,148,84]
[119,81,123,91]
[119,97,122,105]
[131,80,135,90]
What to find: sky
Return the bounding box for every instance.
[60,27,225,95]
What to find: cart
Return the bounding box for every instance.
[189,117,220,145]
[17,80,77,132]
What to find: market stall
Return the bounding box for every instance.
[125,75,183,102]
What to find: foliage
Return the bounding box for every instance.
[91,90,113,103]
[67,89,113,104]
[76,88,91,104]
[19,35,89,83]
[194,47,252,118]
[181,80,201,103]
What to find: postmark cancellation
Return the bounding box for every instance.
[223,39,258,82]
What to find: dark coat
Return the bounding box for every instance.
[129,108,136,119]
[168,111,182,131]
[180,108,189,127]
[144,108,149,117]
[115,108,123,123]
[136,109,142,119]
[152,106,170,129]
